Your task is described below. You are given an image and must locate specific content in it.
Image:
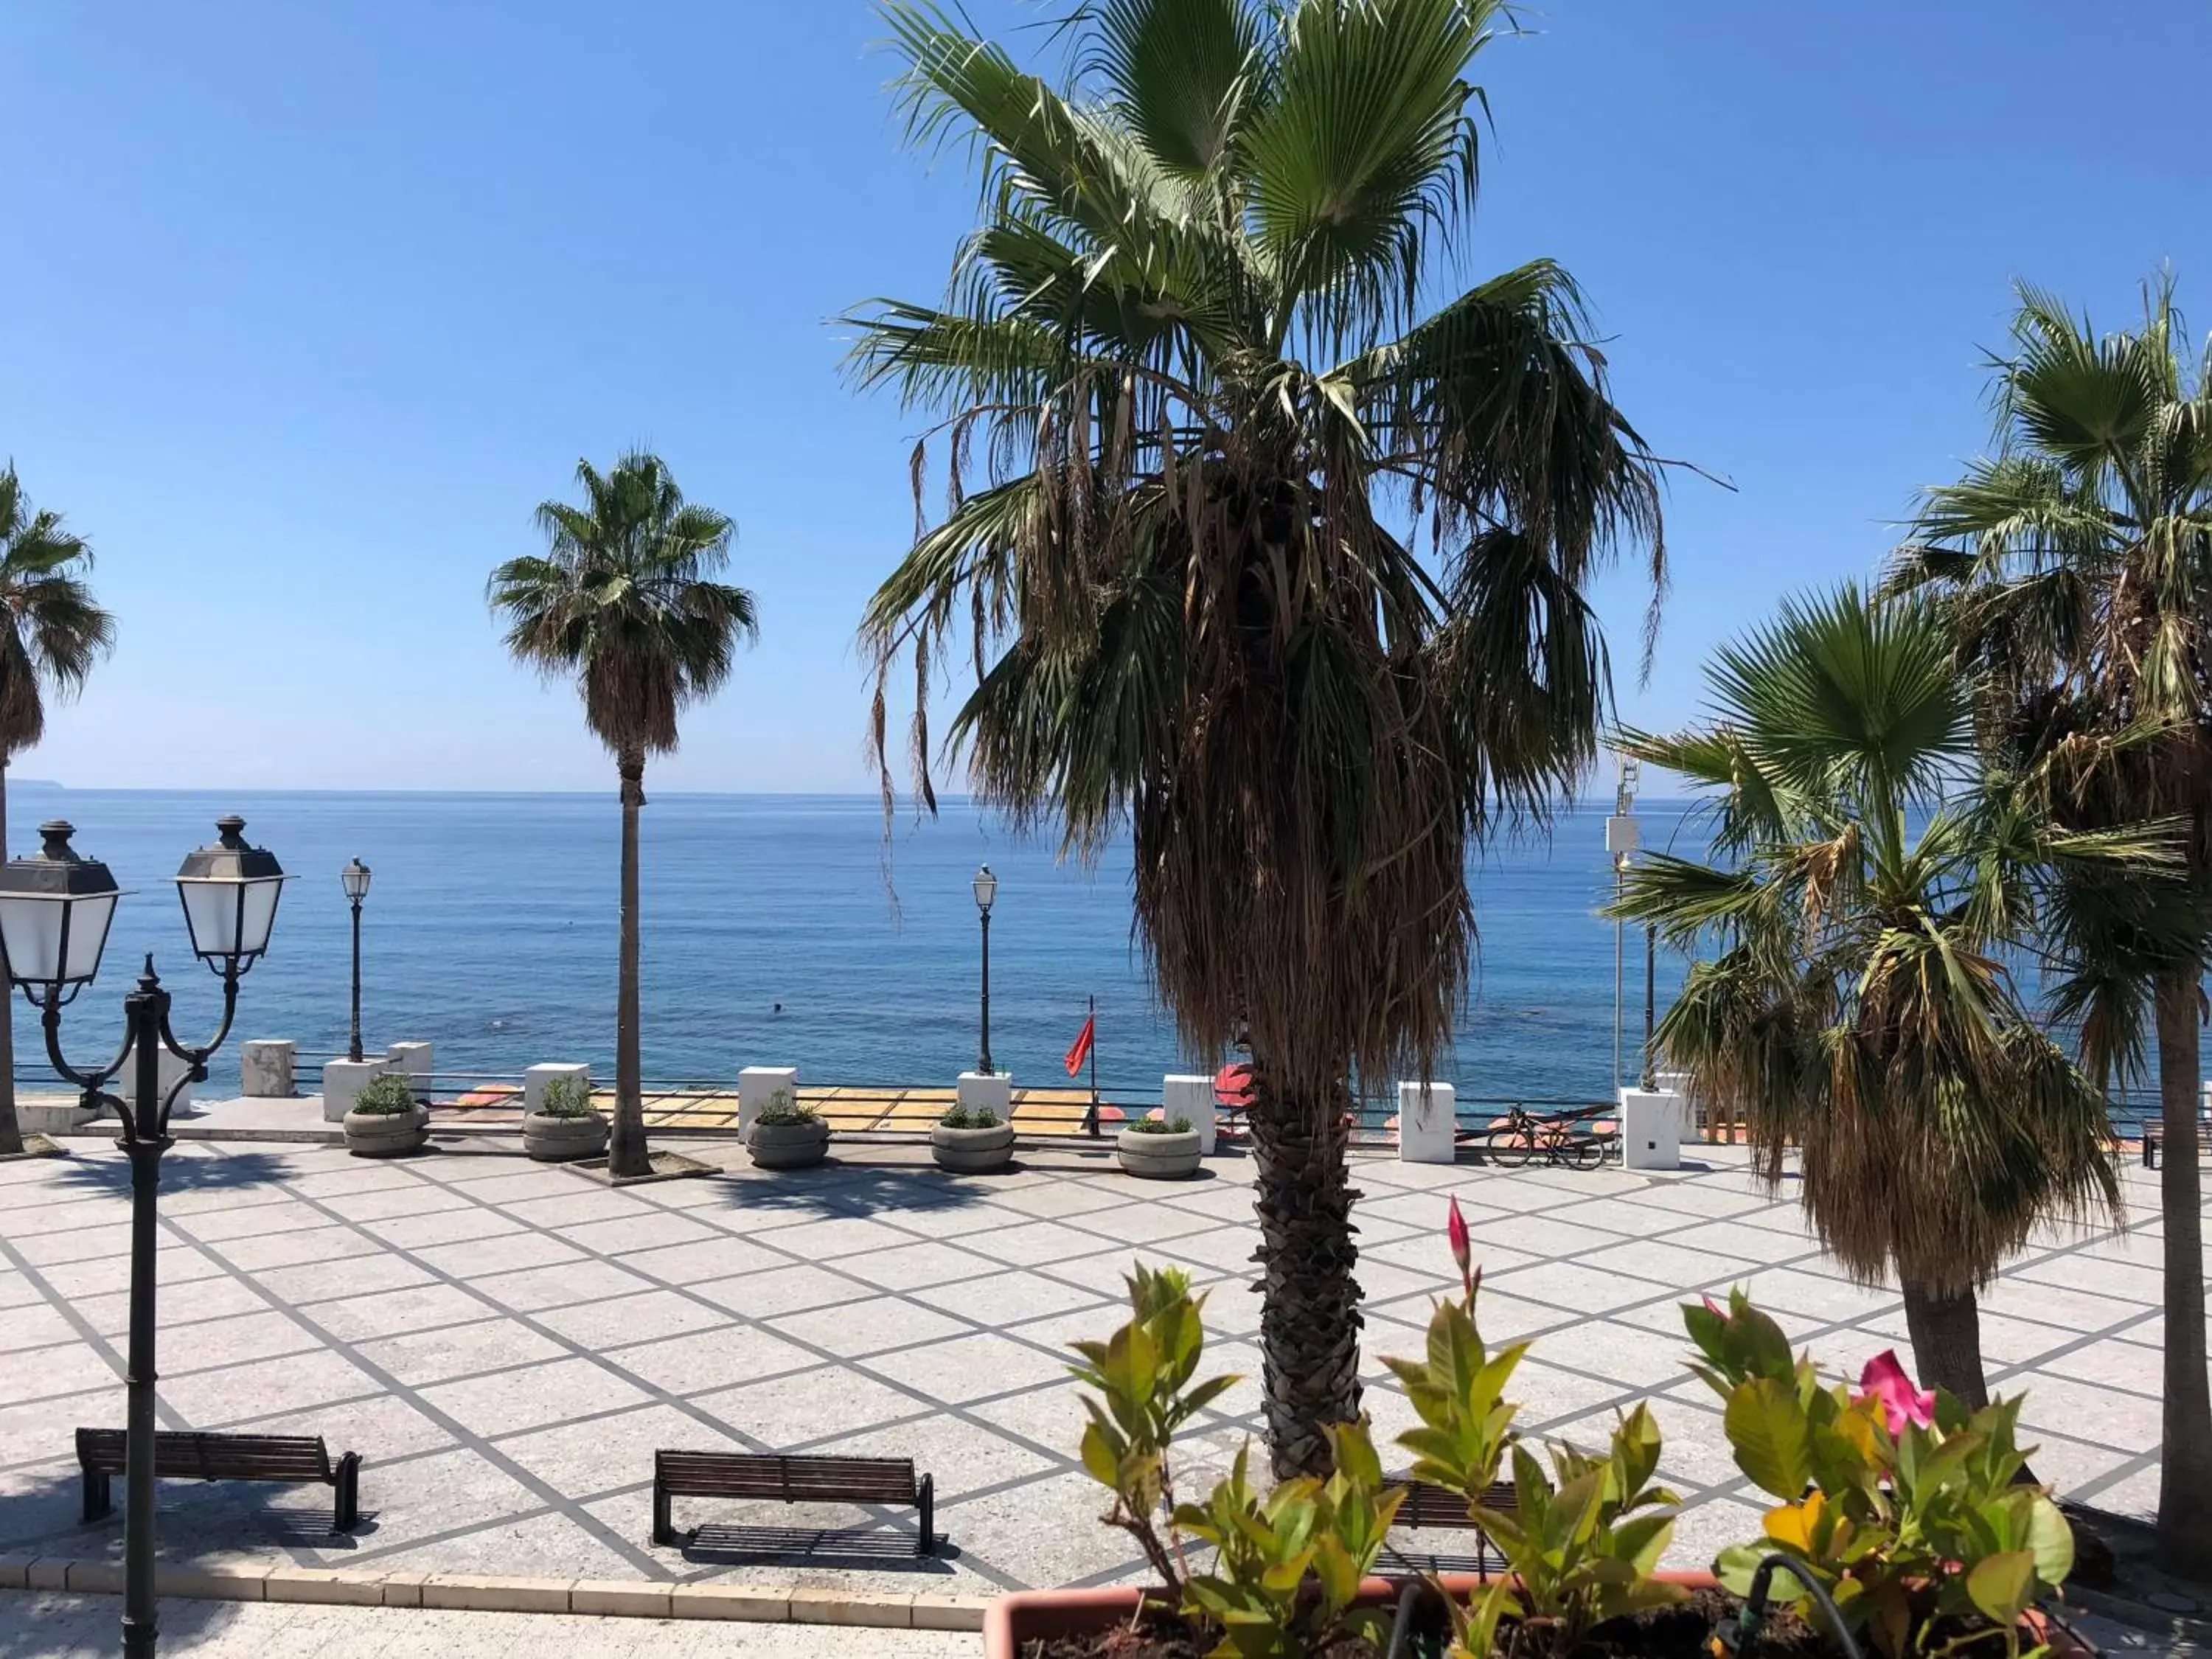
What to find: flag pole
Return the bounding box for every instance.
[1082,995,1099,1137]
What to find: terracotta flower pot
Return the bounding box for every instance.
[523,1110,609,1162]
[1116,1124,1202,1179]
[343,1104,428,1158]
[748,1117,830,1170]
[931,1121,1015,1173]
[981,1573,2093,1659]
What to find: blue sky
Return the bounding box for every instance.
[3,0,2207,793]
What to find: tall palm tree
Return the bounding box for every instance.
[0,465,114,1156]
[1885,276,2212,1572]
[1610,586,2126,1408]
[488,453,757,1179]
[849,0,1666,1477]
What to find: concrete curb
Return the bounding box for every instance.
[0,1560,988,1630]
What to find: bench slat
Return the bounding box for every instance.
[656,1452,917,1503]
[77,1429,333,1483]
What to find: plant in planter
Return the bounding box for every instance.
[933,1102,1015,1173]
[992,1213,2082,1659]
[343,1071,428,1158]
[1116,1113,1201,1180]
[746,1088,828,1170]
[523,1074,608,1163]
[1683,1289,2076,1658]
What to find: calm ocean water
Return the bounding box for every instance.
[1,787,1693,1105]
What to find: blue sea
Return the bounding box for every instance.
[1,787,1694,1107]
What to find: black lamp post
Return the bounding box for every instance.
[0,816,285,1659]
[340,859,370,1064]
[972,864,997,1076]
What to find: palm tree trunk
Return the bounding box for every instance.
[0,759,18,1159]
[608,754,649,1179]
[2154,969,2212,1575]
[1899,1279,1989,1411]
[1246,1065,1363,1480]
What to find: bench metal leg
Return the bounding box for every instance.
[81,1465,112,1526]
[333,1453,361,1534]
[917,1473,935,1557]
[653,1480,675,1547]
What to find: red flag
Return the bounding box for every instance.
[1064,1014,1096,1077]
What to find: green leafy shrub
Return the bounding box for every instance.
[352,1074,419,1116]
[1068,1265,1239,1596]
[754,1088,819,1127]
[1385,1278,1683,1659]
[1683,1288,2074,1658]
[1127,1114,1194,1135]
[940,1103,1002,1129]
[536,1076,595,1119]
[1176,1420,1403,1659]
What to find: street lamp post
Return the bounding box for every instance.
[341,859,371,1063]
[1605,758,1641,1091]
[972,864,997,1075]
[0,816,285,1659]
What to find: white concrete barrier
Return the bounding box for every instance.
[1620,1087,1684,1170]
[240,1040,296,1098]
[956,1071,1013,1120]
[322,1057,392,1124]
[386,1042,434,1090]
[739,1066,800,1135]
[118,1042,200,1119]
[1163,1074,1217,1155]
[524,1062,591,1113]
[1397,1080,1458,1163]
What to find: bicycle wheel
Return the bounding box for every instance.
[1567,1133,1610,1170]
[1482,1127,1536,1168]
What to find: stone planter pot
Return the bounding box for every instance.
[1116,1124,1203,1179]
[748,1117,830,1170]
[523,1110,609,1163]
[344,1105,429,1158]
[931,1121,1015,1174]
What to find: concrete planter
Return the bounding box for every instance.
[748,1117,830,1171]
[343,1105,429,1158]
[931,1121,1015,1174]
[1116,1124,1202,1179]
[523,1110,609,1163]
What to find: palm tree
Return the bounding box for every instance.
[848,0,1666,1477]
[1610,586,2125,1409]
[488,453,757,1179]
[0,465,114,1156]
[1885,276,2212,1572]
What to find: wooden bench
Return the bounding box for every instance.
[76,1429,361,1534]
[1390,1477,1519,1573]
[654,1451,934,1556]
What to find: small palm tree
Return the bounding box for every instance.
[849,0,1666,1475]
[0,465,114,1156]
[488,453,756,1178]
[1610,586,2126,1407]
[1885,276,2212,1572]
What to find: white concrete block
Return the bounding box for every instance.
[1164,1074,1217,1155]
[321,1058,392,1124]
[119,1041,200,1119]
[1621,1088,1684,1170]
[738,1065,799,1134]
[18,1097,101,1135]
[386,1042,433,1088]
[1397,1080,1458,1164]
[956,1071,1012,1119]
[523,1062,591,1113]
[240,1040,296,1097]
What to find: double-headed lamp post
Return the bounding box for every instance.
[341,858,371,1064]
[0,815,285,1659]
[972,864,997,1076]
[1605,757,1642,1091]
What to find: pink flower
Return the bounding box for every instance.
[1702,1294,1724,1317]
[1857,1350,1937,1435]
[1447,1196,1475,1304]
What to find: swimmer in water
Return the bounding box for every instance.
[773,1002,783,1015]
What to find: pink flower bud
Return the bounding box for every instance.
[1855,1349,1937,1436]
[1447,1195,1473,1304]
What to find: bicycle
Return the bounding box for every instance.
[1478,1104,1613,1169]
